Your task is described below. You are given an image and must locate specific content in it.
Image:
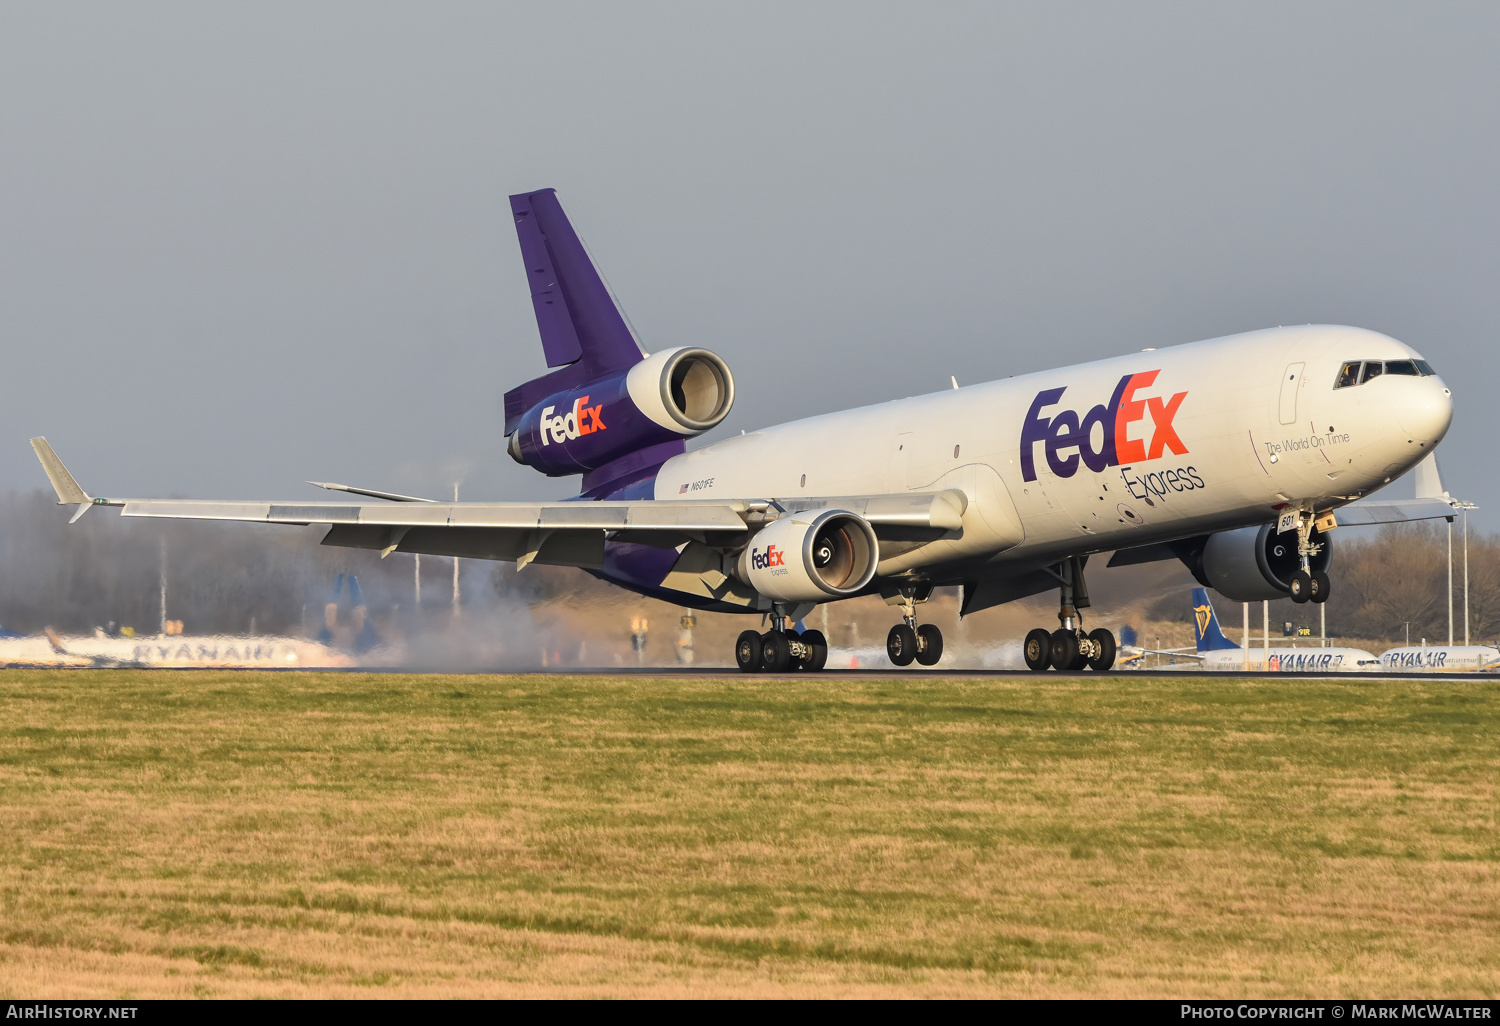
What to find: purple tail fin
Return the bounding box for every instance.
[503,189,646,433]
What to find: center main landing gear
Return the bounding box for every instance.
[1287,508,1331,605]
[1022,555,1116,672]
[735,606,828,673]
[885,586,943,667]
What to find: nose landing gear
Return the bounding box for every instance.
[885,587,944,667]
[1288,509,1332,605]
[1022,555,1116,672]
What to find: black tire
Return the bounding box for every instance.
[799,629,829,671]
[1289,570,1312,604]
[760,630,791,673]
[887,624,918,666]
[735,630,763,672]
[1310,570,1331,604]
[915,624,944,666]
[1087,628,1116,671]
[1050,628,1081,672]
[1023,628,1052,671]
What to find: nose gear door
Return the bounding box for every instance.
[1279,363,1305,425]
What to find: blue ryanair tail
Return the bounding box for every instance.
[1192,588,1240,653]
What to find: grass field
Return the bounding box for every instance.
[0,670,1496,998]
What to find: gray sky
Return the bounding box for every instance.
[3,2,1497,528]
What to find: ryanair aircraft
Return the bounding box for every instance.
[1165,587,1379,672]
[30,189,1459,672]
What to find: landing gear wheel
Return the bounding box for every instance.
[799,629,829,671]
[1050,629,1082,672]
[1310,571,1331,604]
[1289,570,1312,604]
[760,630,792,673]
[1087,628,1116,671]
[735,630,763,672]
[1024,628,1052,671]
[887,624,918,667]
[785,631,803,672]
[915,624,944,666]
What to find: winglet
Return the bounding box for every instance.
[1413,451,1450,501]
[29,437,94,521]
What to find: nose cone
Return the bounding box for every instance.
[1396,377,1453,445]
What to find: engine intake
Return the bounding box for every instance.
[1199,523,1333,601]
[737,508,879,604]
[507,347,735,476]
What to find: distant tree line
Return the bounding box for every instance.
[1324,521,1499,644]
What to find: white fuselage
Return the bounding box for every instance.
[656,325,1452,576]
[1378,646,1500,672]
[1199,646,1380,672]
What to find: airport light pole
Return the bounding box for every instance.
[1262,599,1269,669]
[1243,601,1250,670]
[452,483,461,618]
[1446,517,1455,646]
[158,536,168,635]
[1454,501,1478,646]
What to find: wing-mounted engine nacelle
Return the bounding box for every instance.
[1199,523,1333,602]
[507,347,735,476]
[737,508,880,604]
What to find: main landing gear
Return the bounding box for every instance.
[1022,555,1116,672]
[735,607,829,673]
[1287,508,1331,605]
[885,586,943,667]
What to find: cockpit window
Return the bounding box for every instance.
[1335,357,1437,388]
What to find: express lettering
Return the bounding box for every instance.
[1121,464,1205,500]
[750,545,786,571]
[1020,371,1187,481]
[539,395,607,446]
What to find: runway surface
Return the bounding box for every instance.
[7,662,1493,682]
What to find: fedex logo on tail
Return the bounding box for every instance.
[539,395,606,446]
[1020,370,1187,481]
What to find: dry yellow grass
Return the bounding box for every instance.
[0,669,1496,998]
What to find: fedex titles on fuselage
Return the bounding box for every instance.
[1021,370,1199,499]
[538,395,606,446]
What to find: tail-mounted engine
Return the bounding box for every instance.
[1196,523,1333,602]
[737,508,880,604]
[507,347,735,476]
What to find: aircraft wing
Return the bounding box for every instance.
[1332,496,1456,526]
[29,438,967,572]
